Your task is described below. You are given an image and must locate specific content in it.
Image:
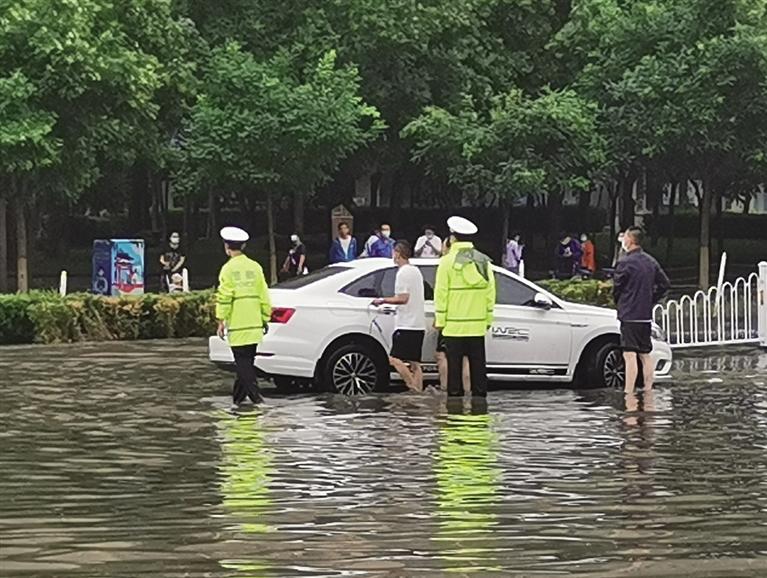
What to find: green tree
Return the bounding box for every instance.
[404,88,605,256]
[177,43,383,281]
[0,0,190,291]
[558,0,767,287]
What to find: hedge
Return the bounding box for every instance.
[0,291,216,345]
[536,278,615,308]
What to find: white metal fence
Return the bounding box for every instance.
[653,261,767,349]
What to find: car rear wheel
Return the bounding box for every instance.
[322,343,389,395]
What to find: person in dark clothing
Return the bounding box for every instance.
[612,227,670,393]
[554,232,583,279]
[159,232,186,292]
[281,234,306,277]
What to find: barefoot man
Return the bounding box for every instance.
[373,240,426,392]
[613,226,670,393]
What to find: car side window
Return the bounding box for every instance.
[380,267,397,297]
[342,271,382,298]
[494,272,539,307]
[417,265,436,301]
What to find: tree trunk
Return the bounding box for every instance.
[292,190,304,236]
[741,194,750,214]
[128,163,150,231]
[266,191,277,285]
[15,195,28,292]
[619,175,635,229]
[206,188,219,238]
[715,190,724,261]
[666,182,678,263]
[183,194,193,248]
[0,195,7,293]
[608,181,618,264]
[548,189,564,259]
[698,179,712,289]
[500,197,510,263]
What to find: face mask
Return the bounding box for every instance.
[290,235,299,244]
[580,236,587,243]
[381,230,391,238]
[621,238,629,252]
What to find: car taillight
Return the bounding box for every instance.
[270,307,295,324]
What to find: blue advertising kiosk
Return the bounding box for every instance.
[92,239,145,296]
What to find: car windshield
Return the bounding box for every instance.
[273,266,350,289]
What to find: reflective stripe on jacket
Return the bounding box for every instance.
[434,241,496,337]
[216,254,272,347]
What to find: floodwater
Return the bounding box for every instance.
[1,342,766,578]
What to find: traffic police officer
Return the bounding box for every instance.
[434,216,496,398]
[216,227,272,405]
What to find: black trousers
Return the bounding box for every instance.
[231,344,261,404]
[444,336,488,398]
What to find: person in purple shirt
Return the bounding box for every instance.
[554,232,582,279]
[504,233,523,274]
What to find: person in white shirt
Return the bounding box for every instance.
[414,225,442,258]
[373,240,425,392]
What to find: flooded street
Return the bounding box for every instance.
[1,341,767,577]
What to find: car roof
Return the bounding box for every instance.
[328,257,440,271]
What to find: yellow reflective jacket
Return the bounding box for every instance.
[434,241,496,337]
[215,254,272,347]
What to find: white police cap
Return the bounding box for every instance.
[447,216,478,236]
[220,226,249,243]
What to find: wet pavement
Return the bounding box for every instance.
[1,341,766,577]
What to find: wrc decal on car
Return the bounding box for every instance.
[491,326,530,341]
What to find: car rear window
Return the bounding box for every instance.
[273,266,350,289]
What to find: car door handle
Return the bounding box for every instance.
[379,305,397,315]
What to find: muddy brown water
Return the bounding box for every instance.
[1,341,766,577]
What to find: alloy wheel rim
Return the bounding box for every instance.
[333,352,378,395]
[603,349,625,388]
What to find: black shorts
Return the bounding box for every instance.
[620,322,652,354]
[435,330,447,353]
[390,329,425,362]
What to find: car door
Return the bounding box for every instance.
[486,270,572,376]
[340,267,398,351]
[415,265,438,363]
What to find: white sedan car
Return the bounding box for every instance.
[209,258,672,394]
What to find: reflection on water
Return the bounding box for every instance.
[1,341,767,577]
[435,403,501,575]
[217,411,272,577]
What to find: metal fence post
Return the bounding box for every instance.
[759,261,767,348]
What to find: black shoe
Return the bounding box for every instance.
[247,391,264,404]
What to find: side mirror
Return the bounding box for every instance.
[533,292,553,310]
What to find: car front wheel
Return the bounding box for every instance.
[322,343,389,395]
[589,342,625,389]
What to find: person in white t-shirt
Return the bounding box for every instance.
[373,240,426,392]
[414,225,442,258]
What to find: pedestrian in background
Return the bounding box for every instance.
[613,226,670,393]
[434,216,496,399]
[216,227,272,406]
[373,241,425,392]
[580,233,596,274]
[554,232,582,279]
[504,233,523,274]
[159,231,186,292]
[281,233,306,277]
[361,223,395,258]
[414,225,442,258]
[329,221,357,263]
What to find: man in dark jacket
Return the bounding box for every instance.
[613,227,670,393]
